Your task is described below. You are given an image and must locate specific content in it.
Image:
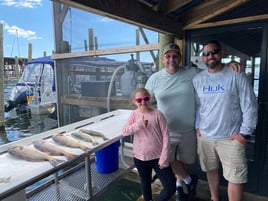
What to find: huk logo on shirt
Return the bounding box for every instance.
[202,84,224,93]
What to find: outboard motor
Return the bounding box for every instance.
[4,88,28,112]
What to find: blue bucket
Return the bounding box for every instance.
[95,141,120,174]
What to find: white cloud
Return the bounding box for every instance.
[99,17,114,22]
[0,0,42,8]
[0,20,42,40]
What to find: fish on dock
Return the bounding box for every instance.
[33,140,77,161]
[8,145,64,167]
[79,129,109,141]
[71,131,98,146]
[52,133,90,152]
[0,176,11,183]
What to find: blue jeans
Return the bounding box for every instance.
[134,157,176,201]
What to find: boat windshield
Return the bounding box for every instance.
[21,63,54,85]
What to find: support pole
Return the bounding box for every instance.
[28,43,32,61]
[136,29,140,61]
[15,56,20,79]
[88,28,94,61]
[0,24,5,129]
[138,26,157,62]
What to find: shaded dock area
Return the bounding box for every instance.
[123,170,268,201]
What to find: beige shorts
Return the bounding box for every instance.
[197,135,248,184]
[169,131,197,164]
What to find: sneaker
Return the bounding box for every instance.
[185,174,198,201]
[175,186,187,201]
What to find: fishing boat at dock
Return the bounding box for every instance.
[4,54,153,120]
[4,56,57,117]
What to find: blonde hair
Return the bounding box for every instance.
[131,88,150,99]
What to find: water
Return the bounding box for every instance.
[0,78,58,145]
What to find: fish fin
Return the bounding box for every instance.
[65,153,78,161]
[102,137,109,141]
[81,146,90,152]
[49,158,65,167]
[71,132,80,139]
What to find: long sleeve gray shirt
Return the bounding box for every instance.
[192,65,258,139]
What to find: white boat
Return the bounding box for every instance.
[5,56,56,116]
[4,55,153,119]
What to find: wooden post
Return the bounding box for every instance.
[0,24,5,129]
[175,38,183,66]
[28,43,32,61]
[59,41,71,125]
[138,26,157,63]
[94,36,98,51]
[84,40,88,51]
[15,56,20,79]
[136,29,140,61]
[88,28,94,61]
[159,33,174,70]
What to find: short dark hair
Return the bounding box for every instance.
[203,40,221,49]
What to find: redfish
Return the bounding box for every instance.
[33,140,76,161]
[79,129,108,141]
[0,177,11,183]
[52,133,89,152]
[8,145,64,167]
[71,131,98,145]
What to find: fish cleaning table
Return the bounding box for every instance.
[0,109,134,201]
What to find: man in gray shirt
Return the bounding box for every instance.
[146,43,199,201]
[192,40,258,201]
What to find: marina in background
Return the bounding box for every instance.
[0,77,58,145]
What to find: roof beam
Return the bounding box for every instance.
[53,0,183,37]
[184,14,268,30]
[148,0,192,12]
[163,0,192,13]
[180,0,249,29]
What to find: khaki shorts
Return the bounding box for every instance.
[169,131,197,164]
[197,135,248,184]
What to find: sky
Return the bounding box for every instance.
[0,0,158,62]
[0,0,54,59]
